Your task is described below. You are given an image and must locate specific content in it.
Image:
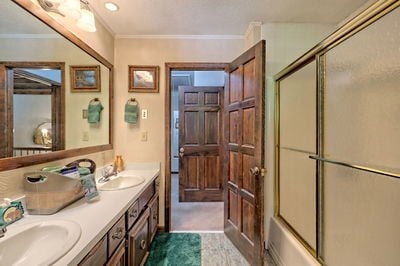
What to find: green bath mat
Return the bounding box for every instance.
[145,233,201,266]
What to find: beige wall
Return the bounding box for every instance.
[114,37,243,226]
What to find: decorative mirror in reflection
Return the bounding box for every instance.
[0,0,111,163]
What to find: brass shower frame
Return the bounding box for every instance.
[273,0,400,263]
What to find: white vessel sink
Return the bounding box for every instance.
[0,219,81,266]
[98,175,145,191]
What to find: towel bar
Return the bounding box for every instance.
[309,155,400,179]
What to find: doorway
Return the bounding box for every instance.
[169,66,226,231]
[165,40,265,266]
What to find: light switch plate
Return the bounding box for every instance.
[142,109,148,119]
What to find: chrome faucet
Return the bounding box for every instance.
[98,166,117,183]
[0,225,7,238]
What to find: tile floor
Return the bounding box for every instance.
[200,233,276,266]
[170,174,275,265]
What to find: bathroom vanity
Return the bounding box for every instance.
[1,163,160,266]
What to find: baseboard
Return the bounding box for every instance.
[268,217,321,266]
[157,225,165,232]
[267,242,284,266]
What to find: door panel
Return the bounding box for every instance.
[224,40,265,265]
[179,86,223,202]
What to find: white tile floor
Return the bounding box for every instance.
[200,233,276,266]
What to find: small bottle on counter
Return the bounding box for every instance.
[80,174,100,202]
[114,155,124,173]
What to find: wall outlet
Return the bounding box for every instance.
[83,131,89,141]
[141,131,148,141]
[142,109,148,119]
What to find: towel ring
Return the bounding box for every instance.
[127,98,138,106]
[89,98,101,105]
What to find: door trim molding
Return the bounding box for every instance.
[164,62,228,232]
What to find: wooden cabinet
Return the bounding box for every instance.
[148,193,159,242]
[78,236,107,266]
[127,200,139,229]
[127,208,150,266]
[107,241,127,266]
[79,177,159,266]
[108,216,126,257]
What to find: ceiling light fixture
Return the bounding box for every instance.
[37,0,96,32]
[104,2,119,12]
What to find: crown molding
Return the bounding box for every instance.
[115,34,244,40]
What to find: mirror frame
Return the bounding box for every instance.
[0,0,113,171]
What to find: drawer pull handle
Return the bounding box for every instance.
[112,227,124,240]
[130,209,138,218]
[140,239,146,250]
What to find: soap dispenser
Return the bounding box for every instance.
[114,155,124,173]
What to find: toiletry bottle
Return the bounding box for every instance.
[114,155,124,172]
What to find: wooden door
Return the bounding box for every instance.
[224,40,265,265]
[179,86,223,202]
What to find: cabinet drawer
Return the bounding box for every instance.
[139,183,155,212]
[127,200,139,230]
[128,208,150,266]
[78,236,107,266]
[108,216,126,257]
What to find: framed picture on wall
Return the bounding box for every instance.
[70,65,101,92]
[129,65,159,93]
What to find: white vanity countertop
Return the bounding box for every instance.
[7,162,160,266]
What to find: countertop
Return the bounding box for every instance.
[4,162,160,266]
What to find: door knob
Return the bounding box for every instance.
[249,166,260,176]
[179,147,185,158]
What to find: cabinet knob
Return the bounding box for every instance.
[112,227,124,240]
[130,209,138,218]
[140,239,146,250]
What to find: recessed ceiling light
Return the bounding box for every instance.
[104,2,119,12]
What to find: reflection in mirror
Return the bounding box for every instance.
[0,0,111,164]
[13,67,63,157]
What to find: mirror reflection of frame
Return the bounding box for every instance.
[0,0,113,171]
[128,65,159,93]
[70,65,101,92]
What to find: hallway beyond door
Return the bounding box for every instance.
[171,174,223,231]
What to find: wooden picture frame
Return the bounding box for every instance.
[129,65,159,93]
[70,65,101,92]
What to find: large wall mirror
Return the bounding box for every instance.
[0,0,113,171]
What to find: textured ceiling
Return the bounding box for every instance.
[89,0,373,36]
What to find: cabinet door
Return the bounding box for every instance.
[106,241,126,266]
[149,193,159,242]
[128,208,150,266]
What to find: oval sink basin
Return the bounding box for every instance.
[0,219,81,266]
[98,175,145,191]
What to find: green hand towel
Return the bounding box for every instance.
[88,101,104,123]
[125,100,139,124]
